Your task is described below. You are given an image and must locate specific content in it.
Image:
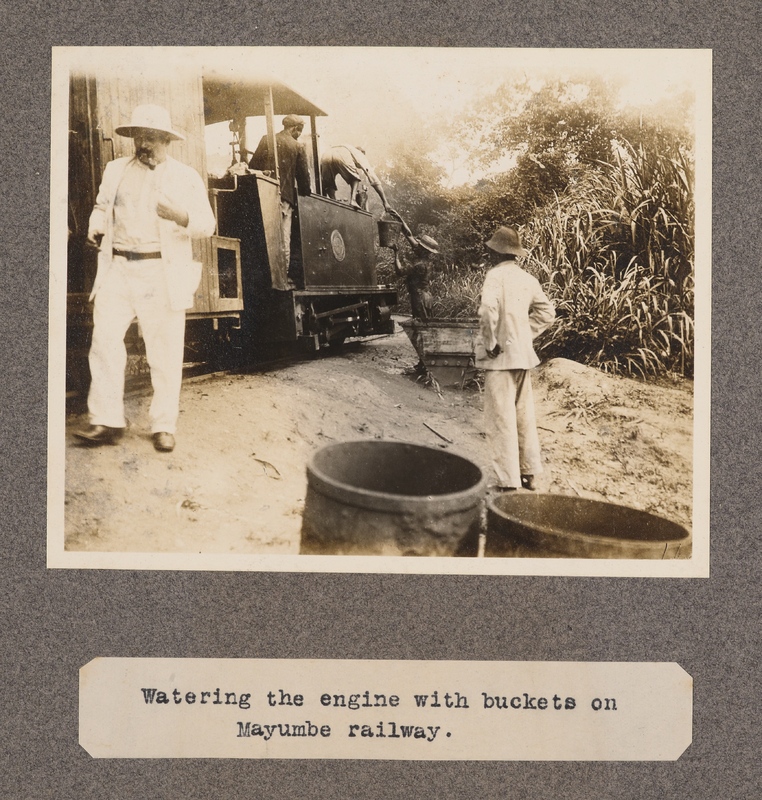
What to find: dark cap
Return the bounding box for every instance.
[282,115,305,129]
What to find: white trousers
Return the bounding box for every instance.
[87,256,186,434]
[484,369,543,489]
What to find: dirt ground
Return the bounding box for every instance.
[63,321,693,555]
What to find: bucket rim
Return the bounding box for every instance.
[307,439,488,514]
[486,492,691,545]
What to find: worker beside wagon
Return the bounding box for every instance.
[320,144,393,213]
[391,220,440,322]
[74,104,216,453]
[248,115,312,276]
[476,226,555,492]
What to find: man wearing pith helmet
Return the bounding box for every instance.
[476,225,555,491]
[74,104,216,453]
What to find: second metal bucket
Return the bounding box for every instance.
[299,440,486,556]
[377,218,402,248]
[485,493,692,559]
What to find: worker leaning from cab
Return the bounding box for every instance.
[320,144,394,214]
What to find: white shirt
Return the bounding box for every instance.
[112,159,163,252]
[476,261,555,370]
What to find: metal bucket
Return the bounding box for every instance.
[300,440,487,556]
[377,218,402,248]
[486,493,691,559]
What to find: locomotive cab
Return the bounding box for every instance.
[202,72,398,355]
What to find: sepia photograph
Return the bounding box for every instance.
[47,46,711,575]
[3,3,755,791]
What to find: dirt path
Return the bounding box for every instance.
[63,324,693,554]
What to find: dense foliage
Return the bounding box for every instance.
[525,140,694,378]
[379,77,696,379]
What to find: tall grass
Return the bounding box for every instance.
[523,139,695,378]
[429,267,483,319]
[388,135,695,380]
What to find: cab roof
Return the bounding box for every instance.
[202,70,327,124]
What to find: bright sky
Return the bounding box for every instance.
[216,48,703,141]
[203,47,708,184]
[66,47,710,184]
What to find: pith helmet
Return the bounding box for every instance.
[415,235,440,254]
[486,226,526,257]
[282,114,305,129]
[115,104,185,141]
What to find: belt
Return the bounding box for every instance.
[113,249,162,261]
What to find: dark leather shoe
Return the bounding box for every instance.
[73,424,124,446]
[520,474,536,491]
[152,432,175,452]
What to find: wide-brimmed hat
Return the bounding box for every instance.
[486,226,526,257]
[282,114,305,129]
[115,104,185,141]
[415,235,440,254]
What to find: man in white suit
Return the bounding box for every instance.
[475,226,555,491]
[74,104,216,453]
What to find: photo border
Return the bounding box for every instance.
[47,46,712,578]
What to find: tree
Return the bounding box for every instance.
[378,136,450,232]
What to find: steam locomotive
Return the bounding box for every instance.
[65,63,398,396]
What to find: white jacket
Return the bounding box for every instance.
[87,156,216,311]
[475,261,555,370]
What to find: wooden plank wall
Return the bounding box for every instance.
[94,70,214,314]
